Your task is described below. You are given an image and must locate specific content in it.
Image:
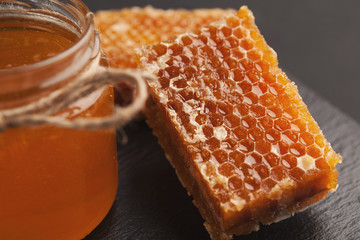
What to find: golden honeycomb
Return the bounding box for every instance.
[94,6,236,68]
[138,6,342,240]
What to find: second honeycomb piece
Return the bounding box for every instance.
[95,6,236,68]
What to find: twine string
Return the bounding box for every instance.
[0,68,152,132]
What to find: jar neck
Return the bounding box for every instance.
[0,0,101,110]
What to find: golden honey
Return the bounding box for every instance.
[0,4,117,240]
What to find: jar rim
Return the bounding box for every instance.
[0,0,94,75]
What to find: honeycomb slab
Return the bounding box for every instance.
[138,6,341,240]
[95,6,236,68]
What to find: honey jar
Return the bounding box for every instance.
[0,0,118,239]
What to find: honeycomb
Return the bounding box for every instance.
[138,6,342,239]
[94,6,236,68]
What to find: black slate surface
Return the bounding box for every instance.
[84,79,360,240]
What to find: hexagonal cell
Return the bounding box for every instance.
[232,126,247,141]
[232,68,245,82]
[202,125,214,139]
[281,130,299,144]
[238,138,254,153]
[248,127,264,142]
[169,43,184,56]
[220,25,232,38]
[195,114,207,125]
[249,105,265,118]
[259,93,277,107]
[266,106,283,119]
[218,102,233,115]
[205,137,221,150]
[283,107,299,120]
[238,80,252,94]
[246,71,260,84]
[281,154,298,169]
[262,71,276,85]
[210,113,224,127]
[224,115,241,128]
[225,36,239,48]
[180,35,193,46]
[258,117,273,131]
[271,166,286,181]
[228,175,243,191]
[244,92,259,105]
[221,138,237,149]
[229,151,245,167]
[224,57,238,70]
[241,115,256,129]
[255,165,270,179]
[299,132,314,146]
[269,83,284,96]
[218,162,236,177]
[204,100,217,114]
[245,152,262,166]
[200,45,214,57]
[227,92,243,105]
[244,177,260,191]
[315,157,330,170]
[255,139,271,154]
[289,143,306,157]
[291,119,307,132]
[232,26,245,38]
[278,93,292,109]
[265,129,280,143]
[307,145,322,158]
[252,82,268,96]
[217,45,230,58]
[274,118,291,131]
[234,103,249,116]
[153,43,168,56]
[264,152,280,167]
[213,149,229,164]
[247,50,261,62]
[240,39,254,51]
[231,48,245,61]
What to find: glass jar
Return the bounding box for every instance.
[0,1,118,239]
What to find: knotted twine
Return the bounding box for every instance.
[0,68,153,132]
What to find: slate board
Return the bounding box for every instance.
[83,77,360,240]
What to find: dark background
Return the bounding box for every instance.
[84,0,360,123]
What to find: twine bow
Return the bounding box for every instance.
[0,68,152,132]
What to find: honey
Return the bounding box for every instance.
[0,21,77,69]
[0,5,117,240]
[138,6,341,240]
